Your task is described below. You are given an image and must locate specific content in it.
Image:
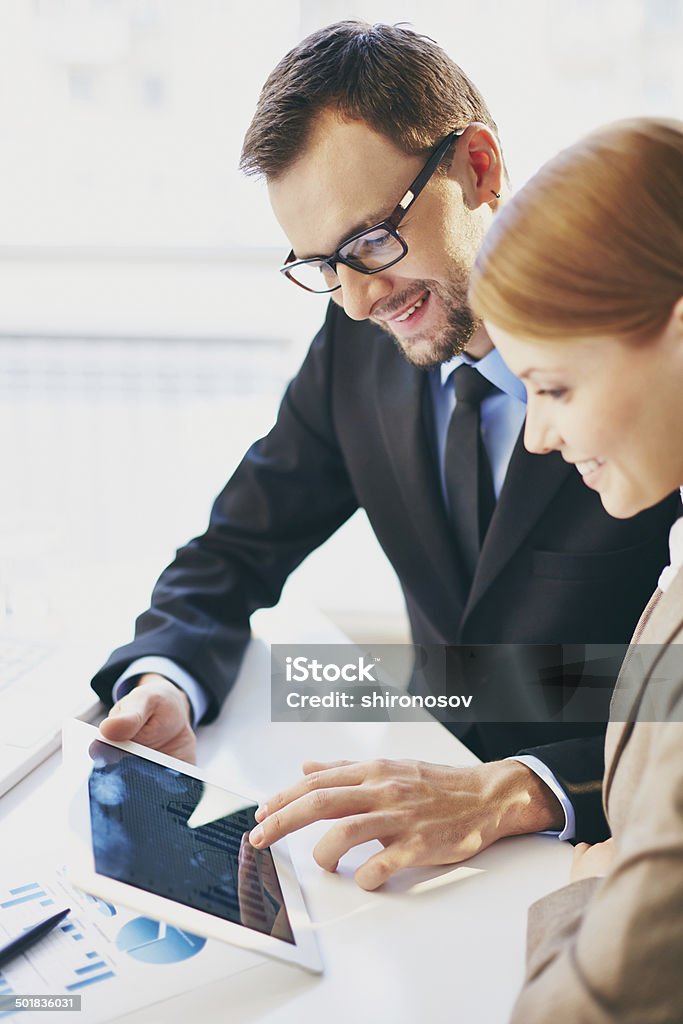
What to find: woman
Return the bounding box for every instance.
[469,118,683,1022]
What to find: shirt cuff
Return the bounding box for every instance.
[112,656,209,728]
[507,754,576,841]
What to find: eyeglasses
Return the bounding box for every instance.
[280,129,465,294]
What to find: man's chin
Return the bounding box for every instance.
[369,288,480,368]
[395,335,454,369]
[375,322,461,369]
[366,317,446,370]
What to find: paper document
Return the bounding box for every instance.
[0,862,262,1022]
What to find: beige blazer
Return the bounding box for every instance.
[510,569,683,1024]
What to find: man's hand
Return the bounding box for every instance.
[99,673,197,764]
[248,757,563,890]
[570,837,616,883]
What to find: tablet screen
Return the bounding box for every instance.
[87,740,295,944]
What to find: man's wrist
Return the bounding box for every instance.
[509,755,575,839]
[481,759,565,838]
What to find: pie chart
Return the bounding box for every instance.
[85,893,117,917]
[116,917,207,964]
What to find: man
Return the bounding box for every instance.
[91,22,678,890]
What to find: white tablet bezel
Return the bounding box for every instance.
[62,719,322,974]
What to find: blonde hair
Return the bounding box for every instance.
[469,118,683,342]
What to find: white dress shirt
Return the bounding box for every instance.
[657,489,683,593]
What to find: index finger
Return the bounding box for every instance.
[301,759,356,773]
[249,782,373,849]
[255,761,366,822]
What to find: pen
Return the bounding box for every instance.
[0,908,71,969]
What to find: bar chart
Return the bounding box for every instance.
[0,863,259,1022]
[0,875,116,1014]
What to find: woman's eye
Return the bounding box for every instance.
[535,388,567,400]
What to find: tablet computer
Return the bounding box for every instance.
[62,719,322,974]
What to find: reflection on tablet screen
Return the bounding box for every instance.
[87,740,295,944]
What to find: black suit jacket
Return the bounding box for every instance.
[92,305,679,842]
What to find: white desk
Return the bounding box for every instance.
[2,605,572,1024]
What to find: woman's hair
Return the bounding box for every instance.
[469,118,683,342]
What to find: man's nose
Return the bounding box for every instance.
[335,263,393,321]
[523,400,563,455]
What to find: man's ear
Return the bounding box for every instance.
[672,295,683,332]
[448,122,504,210]
[668,295,683,350]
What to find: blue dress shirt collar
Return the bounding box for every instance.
[439,346,527,404]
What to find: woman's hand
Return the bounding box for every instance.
[570,837,616,883]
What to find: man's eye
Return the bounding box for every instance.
[362,234,391,249]
[346,231,391,257]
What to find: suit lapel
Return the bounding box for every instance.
[375,349,468,611]
[604,572,683,805]
[465,433,572,615]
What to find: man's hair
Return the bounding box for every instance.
[469,118,683,343]
[240,20,502,180]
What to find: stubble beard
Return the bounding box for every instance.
[371,276,482,369]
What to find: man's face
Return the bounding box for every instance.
[268,113,491,368]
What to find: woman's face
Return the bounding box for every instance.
[487,308,683,519]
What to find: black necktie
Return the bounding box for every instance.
[444,364,498,586]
